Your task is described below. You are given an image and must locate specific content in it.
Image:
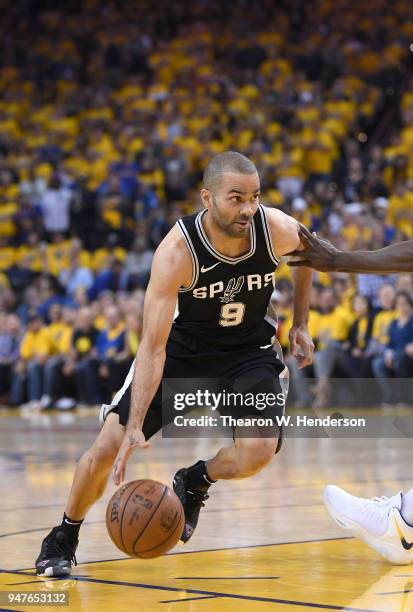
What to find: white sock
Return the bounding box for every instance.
[401,489,413,525]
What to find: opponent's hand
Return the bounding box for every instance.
[286,224,340,272]
[112,427,150,486]
[288,324,314,369]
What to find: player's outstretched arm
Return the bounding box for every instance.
[288,224,413,273]
[112,227,192,485]
[265,208,315,368]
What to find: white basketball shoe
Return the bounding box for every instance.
[324,484,413,565]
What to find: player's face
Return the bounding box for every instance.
[207,172,260,238]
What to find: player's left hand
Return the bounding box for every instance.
[112,427,150,486]
[286,224,340,272]
[288,324,314,369]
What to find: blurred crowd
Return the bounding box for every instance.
[0,0,412,409]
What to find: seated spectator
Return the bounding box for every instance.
[105,311,140,398]
[365,283,396,359]
[312,288,354,408]
[0,314,22,402]
[344,294,376,405]
[96,306,126,399]
[10,312,51,408]
[372,291,413,406]
[64,307,100,406]
[39,304,74,409]
[345,294,374,378]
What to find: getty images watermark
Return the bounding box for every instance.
[159,378,382,438]
[172,389,365,429]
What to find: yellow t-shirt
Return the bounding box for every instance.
[0,202,17,236]
[92,247,127,271]
[20,328,51,359]
[313,307,353,349]
[16,246,43,272]
[372,310,397,344]
[47,322,72,355]
[127,330,139,355]
[0,247,15,270]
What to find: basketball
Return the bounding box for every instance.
[106,479,185,559]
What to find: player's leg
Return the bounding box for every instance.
[173,423,280,542]
[173,350,287,543]
[323,484,413,564]
[35,353,167,577]
[35,411,125,576]
[206,424,279,480]
[65,412,125,520]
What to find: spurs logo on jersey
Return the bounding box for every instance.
[174,204,280,349]
[220,277,244,303]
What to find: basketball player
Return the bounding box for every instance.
[289,226,413,564]
[35,151,314,576]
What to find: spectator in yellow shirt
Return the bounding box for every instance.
[365,283,396,358]
[10,313,51,407]
[312,288,354,407]
[38,304,74,409]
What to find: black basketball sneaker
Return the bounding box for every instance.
[36,526,78,576]
[173,463,210,543]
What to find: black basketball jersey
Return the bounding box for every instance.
[173,204,280,350]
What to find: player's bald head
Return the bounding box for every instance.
[203,151,258,193]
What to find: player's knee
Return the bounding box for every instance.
[234,438,277,477]
[83,440,118,474]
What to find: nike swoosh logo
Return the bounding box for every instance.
[401,537,413,550]
[260,344,273,349]
[201,263,220,273]
[394,512,413,550]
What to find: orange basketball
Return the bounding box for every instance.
[106,479,184,559]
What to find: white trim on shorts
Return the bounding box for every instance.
[99,358,136,426]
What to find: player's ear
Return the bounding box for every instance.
[200,188,212,209]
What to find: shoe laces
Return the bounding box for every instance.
[362,495,393,521]
[188,489,209,507]
[43,534,78,566]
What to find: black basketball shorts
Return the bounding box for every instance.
[100,329,289,453]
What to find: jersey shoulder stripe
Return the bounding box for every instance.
[176,219,199,292]
[259,204,280,265]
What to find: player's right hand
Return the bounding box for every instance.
[112,427,150,486]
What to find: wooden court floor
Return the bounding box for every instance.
[1,408,413,611]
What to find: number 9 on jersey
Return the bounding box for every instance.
[219,302,246,327]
